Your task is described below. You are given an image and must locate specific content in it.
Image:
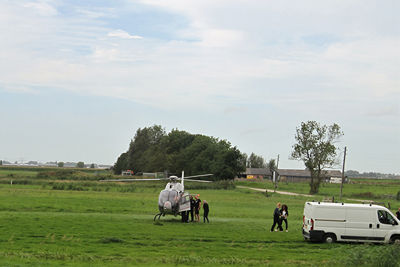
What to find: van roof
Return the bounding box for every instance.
[305,202,384,209]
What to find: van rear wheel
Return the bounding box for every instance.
[323,234,336,244]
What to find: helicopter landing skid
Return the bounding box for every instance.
[153,213,163,221]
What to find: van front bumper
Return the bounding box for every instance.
[303,229,325,242]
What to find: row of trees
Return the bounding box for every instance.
[346,170,399,179]
[57,162,95,168]
[246,152,277,174]
[114,125,247,180]
[114,121,344,194]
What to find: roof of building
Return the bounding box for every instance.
[278,169,342,177]
[245,168,272,176]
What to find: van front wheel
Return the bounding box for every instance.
[323,234,336,244]
[390,236,400,244]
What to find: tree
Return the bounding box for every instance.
[114,126,246,179]
[0,160,2,166]
[76,161,85,168]
[126,125,166,172]
[114,152,128,175]
[57,162,64,167]
[90,163,95,168]
[291,121,343,194]
[267,159,276,174]
[268,159,279,191]
[246,153,266,168]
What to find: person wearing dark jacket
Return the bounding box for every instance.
[190,195,195,222]
[203,200,209,223]
[270,202,283,232]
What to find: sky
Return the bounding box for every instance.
[0,0,399,173]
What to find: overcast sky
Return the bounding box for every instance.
[0,0,399,173]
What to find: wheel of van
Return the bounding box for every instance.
[323,234,336,244]
[390,236,400,244]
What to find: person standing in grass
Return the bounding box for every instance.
[203,200,209,223]
[280,204,289,232]
[396,207,400,220]
[190,195,195,222]
[195,194,201,222]
[270,202,283,232]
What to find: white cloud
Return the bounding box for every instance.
[22,1,58,16]
[108,29,143,40]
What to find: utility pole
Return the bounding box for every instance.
[340,146,347,200]
[274,154,280,192]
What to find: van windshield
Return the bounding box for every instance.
[377,210,397,225]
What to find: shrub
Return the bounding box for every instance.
[335,244,400,267]
[184,180,235,190]
[99,237,124,243]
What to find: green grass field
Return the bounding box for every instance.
[1,167,399,266]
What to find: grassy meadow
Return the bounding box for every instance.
[1,166,400,266]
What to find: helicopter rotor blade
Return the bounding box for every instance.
[99,178,168,182]
[179,174,213,179]
[184,179,212,183]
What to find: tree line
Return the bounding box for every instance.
[115,121,345,194]
[114,125,248,180]
[346,170,399,179]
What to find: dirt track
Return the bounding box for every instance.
[237,186,372,202]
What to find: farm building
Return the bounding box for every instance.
[278,169,342,183]
[242,168,272,180]
[241,168,342,183]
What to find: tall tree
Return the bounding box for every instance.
[114,152,128,174]
[267,159,276,173]
[76,161,85,168]
[246,153,266,168]
[127,125,166,172]
[114,126,245,179]
[291,121,343,194]
[267,159,277,180]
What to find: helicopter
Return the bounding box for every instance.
[100,171,213,221]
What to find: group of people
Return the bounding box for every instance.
[182,194,210,223]
[270,202,289,232]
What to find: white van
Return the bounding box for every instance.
[302,202,400,243]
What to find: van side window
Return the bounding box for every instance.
[377,210,397,225]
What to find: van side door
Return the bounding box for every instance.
[343,208,375,241]
[374,209,398,241]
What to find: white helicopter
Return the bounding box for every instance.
[100,171,213,221]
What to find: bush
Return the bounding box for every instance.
[37,170,113,181]
[51,183,88,191]
[335,244,400,267]
[99,237,124,243]
[184,180,235,190]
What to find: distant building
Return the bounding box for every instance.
[98,164,112,169]
[278,169,342,183]
[242,168,272,180]
[122,170,134,176]
[241,168,342,183]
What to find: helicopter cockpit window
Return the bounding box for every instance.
[159,190,180,206]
